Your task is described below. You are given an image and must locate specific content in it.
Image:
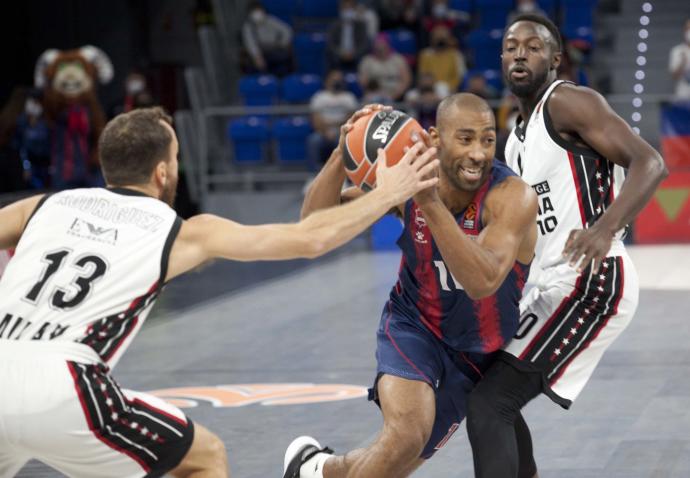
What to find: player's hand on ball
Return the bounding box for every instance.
[337,104,392,162]
[375,142,439,206]
[563,224,615,273]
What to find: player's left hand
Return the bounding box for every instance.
[562,224,615,273]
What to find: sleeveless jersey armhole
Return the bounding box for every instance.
[159,216,183,287]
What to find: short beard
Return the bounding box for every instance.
[507,68,549,98]
[161,178,178,207]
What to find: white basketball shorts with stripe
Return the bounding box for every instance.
[0,340,194,478]
[503,253,639,408]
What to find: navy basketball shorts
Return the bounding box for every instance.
[369,304,496,459]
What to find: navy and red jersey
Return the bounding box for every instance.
[388,159,530,353]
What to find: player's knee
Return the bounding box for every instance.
[467,382,512,435]
[205,432,228,467]
[383,419,430,462]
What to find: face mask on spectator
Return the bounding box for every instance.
[517,1,537,12]
[331,80,345,91]
[251,9,265,22]
[433,4,448,18]
[126,78,145,95]
[25,99,43,117]
[434,39,449,49]
[341,9,356,21]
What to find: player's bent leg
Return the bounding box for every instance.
[169,423,228,478]
[283,374,435,478]
[466,358,542,478]
[514,412,538,478]
[330,374,435,478]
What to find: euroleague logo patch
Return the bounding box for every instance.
[148,383,368,408]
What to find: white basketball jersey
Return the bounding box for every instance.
[505,80,627,272]
[0,188,180,368]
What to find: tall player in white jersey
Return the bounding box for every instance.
[464,14,668,478]
[0,107,439,478]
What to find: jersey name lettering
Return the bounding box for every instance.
[532,181,558,235]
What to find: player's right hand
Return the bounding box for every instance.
[337,104,392,163]
[375,142,439,206]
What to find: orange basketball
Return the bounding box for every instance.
[343,110,423,191]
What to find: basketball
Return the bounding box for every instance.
[342,110,423,191]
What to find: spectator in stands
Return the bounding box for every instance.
[507,0,548,24]
[14,89,51,189]
[0,87,27,193]
[307,70,359,170]
[404,72,447,129]
[464,72,500,100]
[358,33,412,101]
[327,0,370,71]
[362,78,393,105]
[242,1,293,77]
[418,25,467,93]
[355,2,380,41]
[422,0,470,35]
[111,71,156,117]
[375,0,423,34]
[669,18,690,99]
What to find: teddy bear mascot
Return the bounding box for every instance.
[34,45,113,189]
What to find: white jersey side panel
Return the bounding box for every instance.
[505,80,626,274]
[0,188,180,368]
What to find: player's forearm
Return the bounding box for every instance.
[301,148,348,219]
[420,201,501,299]
[300,188,394,257]
[595,152,668,234]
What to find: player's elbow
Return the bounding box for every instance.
[464,280,500,301]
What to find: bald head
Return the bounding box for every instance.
[437,93,494,129]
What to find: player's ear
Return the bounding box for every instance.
[428,126,441,147]
[551,50,562,71]
[154,161,167,187]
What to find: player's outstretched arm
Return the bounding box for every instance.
[0,195,45,250]
[301,104,390,219]
[549,85,669,272]
[417,178,537,300]
[166,144,439,281]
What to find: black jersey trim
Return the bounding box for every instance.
[22,193,53,232]
[107,187,152,198]
[543,84,603,159]
[159,216,182,286]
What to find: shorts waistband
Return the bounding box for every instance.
[0,339,103,365]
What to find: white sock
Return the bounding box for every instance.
[299,452,332,478]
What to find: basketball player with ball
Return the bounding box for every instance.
[283,94,539,478]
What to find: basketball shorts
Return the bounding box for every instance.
[370,303,496,459]
[0,340,194,478]
[503,254,639,408]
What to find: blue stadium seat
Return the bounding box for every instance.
[449,0,473,13]
[387,29,418,56]
[562,0,597,30]
[476,0,513,30]
[563,25,594,49]
[272,116,313,163]
[227,117,270,163]
[461,69,503,93]
[262,0,299,24]
[536,0,559,19]
[344,72,363,98]
[299,0,339,18]
[294,32,327,75]
[281,74,323,103]
[238,75,279,106]
[466,29,503,70]
[371,215,403,250]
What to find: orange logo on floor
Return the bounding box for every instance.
[148,383,368,408]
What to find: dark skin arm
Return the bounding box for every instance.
[302,104,401,219]
[549,84,668,272]
[414,177,537,300]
